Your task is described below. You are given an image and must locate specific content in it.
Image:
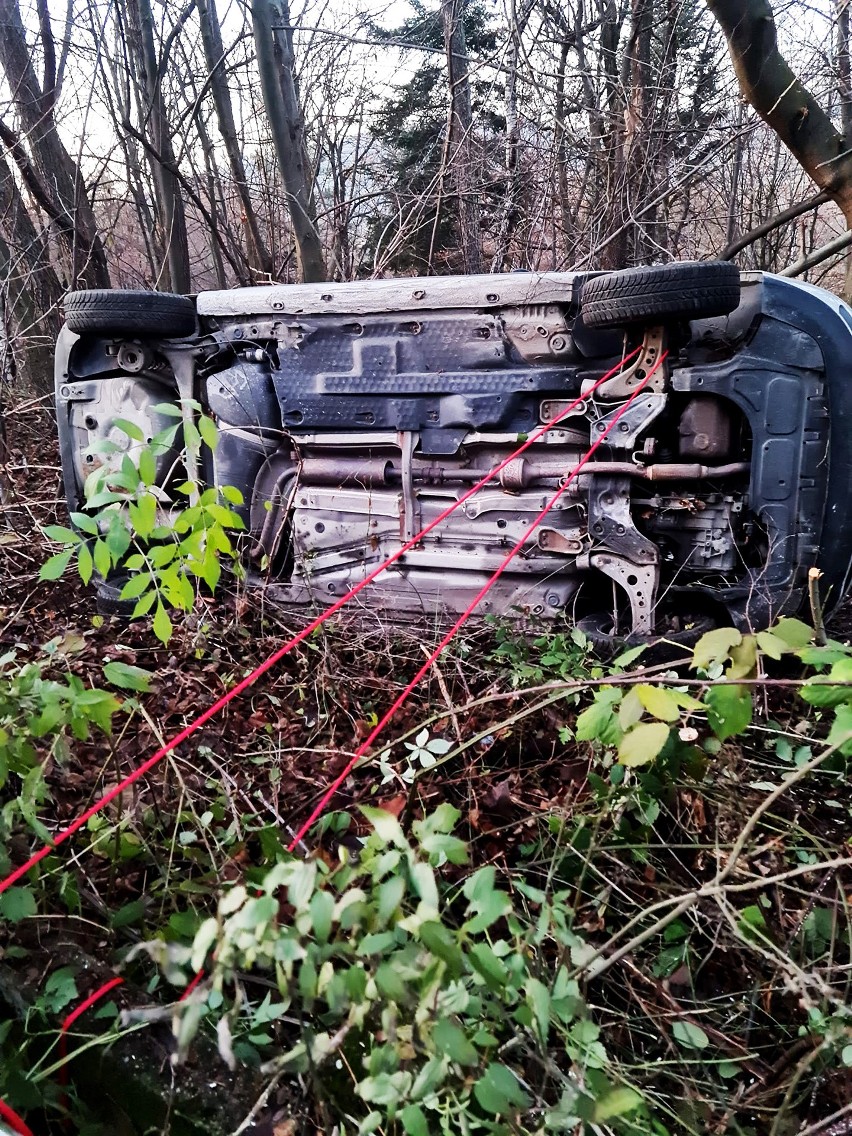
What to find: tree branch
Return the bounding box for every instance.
[720,191,830,260]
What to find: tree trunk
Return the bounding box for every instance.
[124,0,192,293]
[196,0,274,279]
[0,153,64,393]
[251,0,326,283]
[491,0,532,271]
[706,0,852,223]
[442,0,481,274]
[0,0,109,287]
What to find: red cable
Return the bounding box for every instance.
[0,348,639,897]
[0,1101,34,1136]
[287,355,666,849]
[179,969,204,1001]
[58,976,125,1081]
[60,976,125,1036]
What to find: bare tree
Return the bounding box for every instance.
[196,0,274,279]
[0,0,109,287]
[441,0,481,274]
[122,0,192,291]
[706,0,852,291]
[251,0,326,282]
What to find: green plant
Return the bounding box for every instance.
[145,805,648,1134]
[40,402,244,643]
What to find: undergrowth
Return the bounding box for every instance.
[3,409,852,1134]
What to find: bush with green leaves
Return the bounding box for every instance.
[0,637,151,902]
[149,805,648,1135]
[40,401,244,642]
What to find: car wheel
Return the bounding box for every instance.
[576,609,716,658]
[580,261,741,330]
[64,289,196,337]
[95,576,135,617]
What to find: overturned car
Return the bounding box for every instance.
[55,262,852,641]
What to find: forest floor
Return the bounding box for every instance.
[3,400,852,1136]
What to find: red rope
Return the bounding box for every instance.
[60,976,125,1036]
[0,348,639,897]
[0,1100,35,1136]
[287,356,665,849]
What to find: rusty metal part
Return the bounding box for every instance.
[501,304,575,363]
[589,551,659,635]
[537,528,585,556]
[590,393,667,449]
[116,341,152,374]
[679,396,733,460]
[590,325,668,399]
[588,476,659,566]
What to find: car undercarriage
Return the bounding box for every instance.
[55,263,852,642]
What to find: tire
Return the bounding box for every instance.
[64,289,196,337]
[576,610,715,661]
[580,261,741,330]
[95,575,135,617]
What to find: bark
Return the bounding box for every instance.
[124,0,192,292]
[0,0,109,287]
[623,0,654,263]
[597,0,627,268]
[706,0,852,217]
[838,0,852,138]
[491,0,533,271]
[196,0,274,279]
[251,0,326,283]
[442,0,481,274]
[0,153,64,393]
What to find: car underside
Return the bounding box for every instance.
[55,263,852,642]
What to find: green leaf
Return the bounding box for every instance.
[800,680,852,708]
[705,684,752,741]
[462,872,512,933]
[419,921,464,972]
[400,1104,430,1136]
[432,1018,478,1066]
[772,617,813,650]
[198,415,219,452]
[221,485,244,506]
[672,1020,709,1050]
[592,1087,644,1122]
[309,890,335,943]
[468,942,508,990]
[152,402,184,417]
[153,604,173,644]
[93,538,111,579]
[39,549,73,581]
[635,684,680,722]
[77,543,94,585]
[0,886,37,922]
[110,898,147,928]
[618,722,669,768]
[119,574,151,600]
[692,627,742,670]
[43,524,81,545]
[103,662,153,692]
[69,512,100,536]
[828,704,852,754]
[525,976,551,1044]
[727,635,757,680]
[756,631,787,660]
[575,687,622,745]
[113,417,145,441]
[361,806,407,848]
[42,966,79,1013]
[138,447,157,486]
[473,1064,531,1115]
